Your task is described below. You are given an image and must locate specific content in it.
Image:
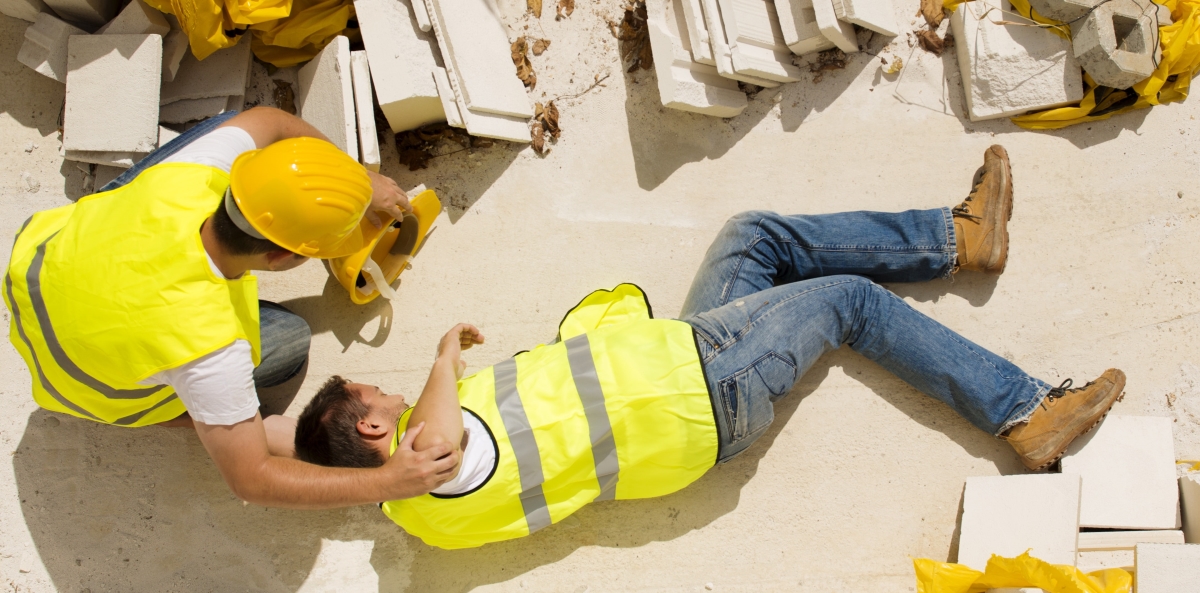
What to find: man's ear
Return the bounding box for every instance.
[264,250,307,271]
[356,416,389,438]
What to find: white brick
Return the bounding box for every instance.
[1076,549,1133,572]
[709,0,804,81]
[1181,473,1200,543]
[1061,415,1178,530]
[0,0,49,22]
[355,0,445,133]
[1078,530,1185,550]
[950,0,1084,121]
[832,0,897,36]
[648,0,747,117]
[298,36,358,157]
[432,67,465,128]
[350,51,381,172]
[43,0,118,29]
[813,0,858,54]
[1135,543,1200,592]
[958,474,1080,572]
[159,96,228,124]
[678,0,717,64]
[64,34,161,152]
[697,0,781,86]
[160,15,187,82]
[17,12,87,83]
[775,0,836,56]
[160,36,251,105]
[95,0,168,35]
[427,0,533,118]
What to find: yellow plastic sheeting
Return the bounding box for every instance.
[914,552,1132,593]
[250,0,355,67]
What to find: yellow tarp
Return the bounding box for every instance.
[914,552,1132,593]
[943,0,1200,129]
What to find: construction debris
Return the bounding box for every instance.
[1134,543,1200,592]
[297,35,358,158]
[646,1,747,117]
[957,474,1082,572]
[17,11,86,83]
[394,123,488,171]
[777,0,837,56]
[43,0,118,30]
[1183,472,1200,543]
[64,34,161,153]
[95,0,168,35]
[0,0,49,22]
[833,0,897,36]
[160,36,252,106]
[355,0,445,134]
[1071,0,1161,90]
[808,48,848,83]
[350,51,382,171]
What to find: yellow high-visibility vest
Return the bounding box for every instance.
[383,284,718,549]
[4,163,262,427]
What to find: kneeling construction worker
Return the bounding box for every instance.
[294,146,1125,548]
[5,107,460,508]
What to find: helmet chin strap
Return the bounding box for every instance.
[224,187,268,240]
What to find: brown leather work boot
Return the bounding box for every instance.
[1004,369,1126,471]
[953,145,1013,273]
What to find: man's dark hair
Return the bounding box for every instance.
[211,202,288,256]
[294,375,387,468]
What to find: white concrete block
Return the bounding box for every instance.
[698,0,781,86]
[710,0,804,81]
[95,0,168,35]
[355,0,445,133]
[432,68,465,128]
[93,164,123,187]
[64,34,161,152]
[158,125,179,146]
[350,51,381,172]
[160,36,252,105]
[1078,530,1185,550]
[17,12,88,83]
[1076,549,1133,572]
[647,0,747,117]
[43,0,118,29]
[950,0,1084,121]
[1181,473,1200,543]
[958,474,1080,571]
[160,15,187,82]
[426,0,533,118]
[297,35,358,157]
[159,96,228,124]
[832,0,897,36]
[812,0,858,54]
[0,0,49,22]
[776,0,836,56]
[1135,543,1200,592]
[679,0,717,64]
[1061,415,1178,530]
[64,150,145,167]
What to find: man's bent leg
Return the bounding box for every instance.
[680,209,957,319]
[97,110,240,193]
[255,301,311,389]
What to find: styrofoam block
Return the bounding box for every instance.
[0,0,50,22]
[1078,530,1185,550]
[298,35,358,157]
[226,94,244,112]
[64,150,146,167]
[678,0,717,64]
[1135,543,1200,592]
[43,0,118,29]
[18,12,88,83]
[1076,549,1133,572]
[159,96,228,124]
[95,0,169,35]
[1181,473,1200,543]
[832,0,897,36]
[432,68,465,128]
[950,0,1084,122]
[958,474,1080,572]
[776,0,836,56]
[355,0,445,133]
[697,0,781,86]
[160,15,187,82]
[350,51,381,172]
[1061,415,1178,530]
[426,0,533,118]
[160,36,252,105]
[812,0,858,54]
[711,0,805,81]
[65,34,161,152]
[648,1,747,117]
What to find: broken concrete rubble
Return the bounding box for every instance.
[647,0,747,117]
[355,0,445,133]
[0,0,49,22]
[1078,530,1185,550]
[297,35,358,157]
[64,34,161,153]
[1071,0,1160,90]
[160,14,187,82]
[957,474,1080,571]
[776,0,838,56]
[43,0,119,29]
[1026,0,1102,24]
[17,12,87,83]
[812,0,859,54]
[159,96,229,125]
[677,0,717,65]
[350,51,382,172]
[95,0,169,36]
[432,68,465,128]
[160,36,252,106]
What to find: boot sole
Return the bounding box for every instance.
[1021,372,1125,471]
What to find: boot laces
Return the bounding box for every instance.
[1042,378,1095,409]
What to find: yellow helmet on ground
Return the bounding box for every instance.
[228,137,373,259]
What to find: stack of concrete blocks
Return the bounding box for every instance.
[647,0,748,117]
[297,36,359,159]
[1027,0,1165,90]
[355,0,447,134]
[1076,530,1184,572]
[775,0,897,55]
[1134,543,1200,592]
[950,0,1085,121]
[17,12,86,83]
[159,36,253,125]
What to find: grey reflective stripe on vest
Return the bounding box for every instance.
[493,358,553,534]
[564,334,620,501]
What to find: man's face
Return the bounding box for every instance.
[346,382,410,425]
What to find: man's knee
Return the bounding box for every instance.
[719,210,777,242]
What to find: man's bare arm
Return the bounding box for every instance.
[195,412,460,509]
[409,325,485,463]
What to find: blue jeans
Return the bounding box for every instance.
[682,210,1051,462]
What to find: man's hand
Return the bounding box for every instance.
[436,324,485,378]
[365,171,412,228]
[381,422,461,498]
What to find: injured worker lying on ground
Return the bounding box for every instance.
[294,145,1126,549]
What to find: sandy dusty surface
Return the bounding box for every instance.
[2,1,1200,591]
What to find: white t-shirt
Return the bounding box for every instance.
[400,409,498,496]
[136,127,263,426]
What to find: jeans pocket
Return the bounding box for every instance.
[717,353,796,445]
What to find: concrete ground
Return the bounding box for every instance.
[2,2,1199,592]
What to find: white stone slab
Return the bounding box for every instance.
[1076,549,1133,572]
[679,0,717,64]
[160,14,187,82]
[426,0,533,118]
[1078,530,1185,550]
[0,0,49,22]
[813,0,858,53]
[711,0,804,81]
[697,0,781,86]
[958,474,1080,572]
[432,67,464,128]
[1181,473,1200,543]
[159,96,228,124]
[776,0,837,56]
[950,0,1084,122]
[43,0,117,29]
[1061,415,1178,530]
[298,35,358,157]
[160,36,251,105]
[356,0,445,133]
[18,12,88,83]
[95,0,168,35]
[64,34,161,152]
[832,0,897,36]
[1135,543,1200,592]
[64,150,146,167]
[647,0,747,117]
[350,51,381,172]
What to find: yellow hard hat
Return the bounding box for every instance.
[328,189,442,304]
[228,137,372,259]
